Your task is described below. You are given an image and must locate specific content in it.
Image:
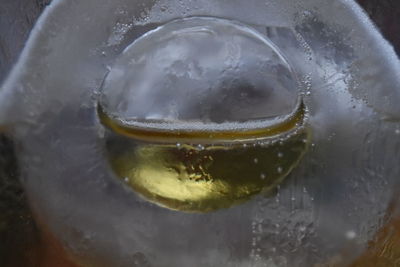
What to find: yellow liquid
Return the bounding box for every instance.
[100,103,310,213]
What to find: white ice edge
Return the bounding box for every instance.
[0,0,65,125]
[340,0,400,86]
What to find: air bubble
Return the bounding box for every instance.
[99,17,302,133]
[98,17,310,213]
[345,231,356,240]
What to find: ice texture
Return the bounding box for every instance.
[100,17,299,127]
[0,0,399,266]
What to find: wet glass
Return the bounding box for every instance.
[1,0,400,266]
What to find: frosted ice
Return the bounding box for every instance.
[0,0,399,266]
[100,17,300,130]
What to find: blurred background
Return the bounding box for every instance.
[0,0,399,266]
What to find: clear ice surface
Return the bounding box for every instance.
[0,0,399,266]
[100,17,299,128]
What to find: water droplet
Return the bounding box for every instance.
[254,158,259,164]
[277,152,283,158]
[97,126,105,138]
[395,129,400,135]
[176,143,181,148]
[345,230,356,240]
[260,173,266,180]
[277,167,283,174]
[124,177,129,182]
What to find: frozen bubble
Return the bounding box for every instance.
[277,167,283,173]
[99,17,300,133]
[345,230,356,240]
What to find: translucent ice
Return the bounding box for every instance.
[100,17,300,131]
[0,0,399,266]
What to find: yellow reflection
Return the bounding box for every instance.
[109,131,309,212]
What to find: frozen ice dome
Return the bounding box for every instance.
[99,17,300,132]
[2,0,400,266]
